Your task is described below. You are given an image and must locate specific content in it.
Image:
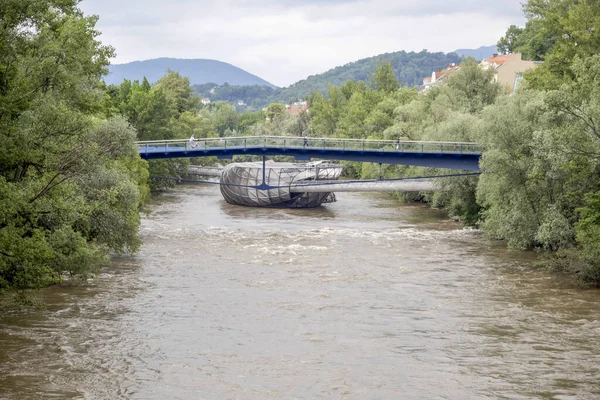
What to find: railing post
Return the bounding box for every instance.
[421,143,424,153]
[261,156,266,186]
[284,139,286,148]
[244,138,247,149]
[363,140,365,151]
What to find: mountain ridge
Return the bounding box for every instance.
[106,58,277,88]
[193,50,463,109]
[453,45,498,61]
[109,46,494,110]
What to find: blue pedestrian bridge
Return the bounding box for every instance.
[137,136,483,171]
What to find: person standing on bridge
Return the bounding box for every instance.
[188,134,196,149]
[395,138,400,150]
[303,137,309,148]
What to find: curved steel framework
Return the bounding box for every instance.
[220,161,342,208]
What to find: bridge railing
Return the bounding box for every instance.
[137,136,483,155]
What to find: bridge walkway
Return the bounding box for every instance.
[137,136,483,171]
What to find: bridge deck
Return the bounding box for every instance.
[289,179,443,192]
[138,136,482,171]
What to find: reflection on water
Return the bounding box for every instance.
[1,184,599,399]
[219,199,339,221]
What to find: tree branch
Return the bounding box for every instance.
[28,173,70,203]
[0,251,16,258]
[560,105,600,141]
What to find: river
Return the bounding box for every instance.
[1,184,599,399]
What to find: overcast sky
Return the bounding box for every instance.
[79,0,526,87]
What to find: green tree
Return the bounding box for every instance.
[109,71,209,190]
[544,55,600,157]
[308,92,337,137]
[519,0,600,89]
[290,111,311,137]
[517,19,557,62]
[0,0,148,296]
[155,70,200,115]
[238,111,264,134]
[475,88,584,250]
[445,58,502,113]
[265,103,287,121]
[213,102,240,136]
[121,82,172,140]
[497,25,524,54]
[370,61,400,93]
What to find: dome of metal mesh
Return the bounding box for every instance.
[219,161,341,208]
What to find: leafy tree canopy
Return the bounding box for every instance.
[0,0,148,296]
[510,0,600,89]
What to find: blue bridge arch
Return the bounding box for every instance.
[137,136,482,171]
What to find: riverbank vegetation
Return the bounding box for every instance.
[0,1,149,302]
[299,0,600,286]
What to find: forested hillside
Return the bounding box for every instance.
[194,50,463,109]
[278,50,462,98]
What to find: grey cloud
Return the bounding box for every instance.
[81,0,241,27]
[81,0,524,27]
[298,0,524,22]
[79,0,524,86]
[373,0,524,18]
[253,0,524,19]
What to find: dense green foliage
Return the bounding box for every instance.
[497,25,524,55]
[503,0,600,89]
[193,50,463,109]
[193,83,276,110]
[301,0,600,286]
[103,71,206,190]
[0,0,149,298]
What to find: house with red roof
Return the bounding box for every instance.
[421,53,538,94]
[480,53,538,93]
[286,100,308,115]
[422,63,461,91]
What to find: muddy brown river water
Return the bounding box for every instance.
[1,184,599,399]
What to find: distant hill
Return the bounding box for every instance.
[105,58,277,88]
[195,50,463,109]
[277,50,462,100]
[454,45,498,61]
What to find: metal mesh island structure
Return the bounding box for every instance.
[219,161,343,208]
